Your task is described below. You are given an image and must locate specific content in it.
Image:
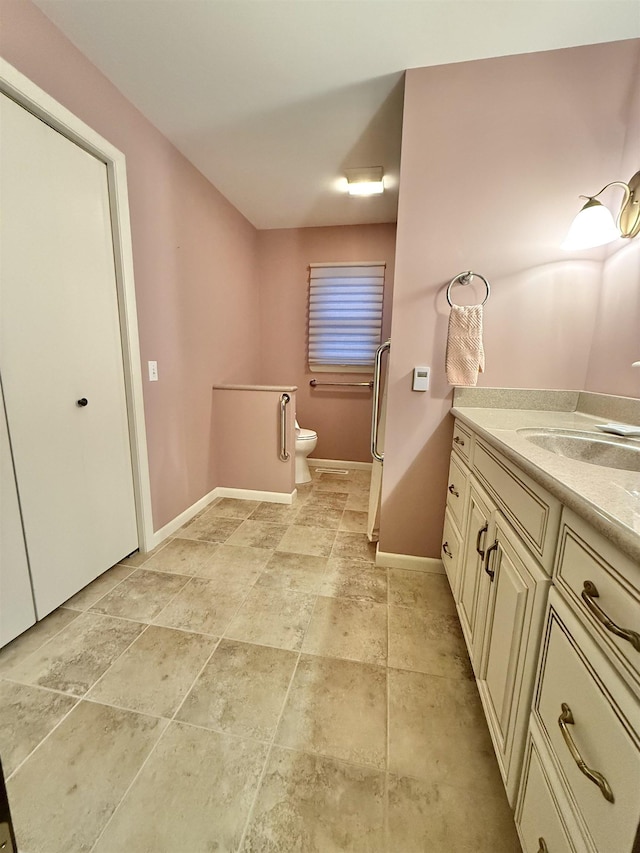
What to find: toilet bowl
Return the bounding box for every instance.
[294,419,317,484]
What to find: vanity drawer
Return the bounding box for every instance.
[441,509,462,596]
[555,510,640,692]
[534,597,640,853]
[445,452,468,530]
[517,735,578,853]
[452,419,472,462]
[474,439,560,571]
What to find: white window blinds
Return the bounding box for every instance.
[308,263,385,371]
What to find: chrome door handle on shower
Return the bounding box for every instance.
[279,393,290,461]
[371,340,390,463]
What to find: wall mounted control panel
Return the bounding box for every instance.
[413,366,430,391]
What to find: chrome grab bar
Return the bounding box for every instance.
[279,393,290,462]
[371,340,391,463]
[310,380,373,388]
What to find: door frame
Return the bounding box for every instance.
[0,58,155,552]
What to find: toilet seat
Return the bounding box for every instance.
[297,428,317,441]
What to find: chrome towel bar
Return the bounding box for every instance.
[279,393,290,461]
[310,380,373,388]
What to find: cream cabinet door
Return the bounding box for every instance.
[0,93,138,619]
[457,478,494,672]
[477,511,550,803]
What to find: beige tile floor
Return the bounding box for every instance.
[0,467,521,853]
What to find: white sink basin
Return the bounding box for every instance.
[517,428,640,473]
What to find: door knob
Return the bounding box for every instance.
[76,398,88,407]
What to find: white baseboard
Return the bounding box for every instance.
[146,486,296,550]
[148,487,219,549]
[375,549,445,574]
[215,486,296,504]
[310,458,373,471]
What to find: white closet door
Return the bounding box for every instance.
[0,93,138,617]
[0,376,36,645]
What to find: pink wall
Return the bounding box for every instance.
[257,225,396,462]
[212,388,296,494]
[0,0,261,530]
[382,39,640,559]
[586,49,640,397]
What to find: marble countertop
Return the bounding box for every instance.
[450,391,640,565]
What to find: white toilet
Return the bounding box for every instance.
[294,419,317,484]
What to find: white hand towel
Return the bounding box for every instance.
[445,304,485,386]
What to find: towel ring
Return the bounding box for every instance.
[446,271,490,307]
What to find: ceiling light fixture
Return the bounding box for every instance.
[345,167,384,197]
[562,169,640,250]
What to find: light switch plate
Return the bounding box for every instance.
[413,366,430,391]
[148,361,158,382]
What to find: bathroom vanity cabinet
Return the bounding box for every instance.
[517,518,640,853]
[444,427,555,804]
[443,400,640,852]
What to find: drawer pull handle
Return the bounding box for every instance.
[581,580,640,653]
[442,541,453,558]
[537,839,548,853]
[558,703,614,803]
[453,436,465,446]
[484,540,498,580]
[476,522,489,559]
[448,484,460,497]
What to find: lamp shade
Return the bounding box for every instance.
[562,199,620,250]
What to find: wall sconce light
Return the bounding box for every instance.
[345,167,384,196]
[562,170,640,250]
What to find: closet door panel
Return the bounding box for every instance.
[0,93,138,617]
[0,378,36,646]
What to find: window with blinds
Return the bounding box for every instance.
[308,262,385,372]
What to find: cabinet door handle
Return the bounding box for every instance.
[448,484,459,497]
[581,580,640,652]
[558,703,614,803]
[442,541,453,558]
[537,839,548,853]
[475,522,489,559]
[453,435,465,446]
[484,540,498,580]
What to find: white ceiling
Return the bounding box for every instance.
[33,1,640,230]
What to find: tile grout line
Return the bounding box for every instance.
[79,622,152,703]
[234,534,330,851]
[169,634,223,724]
[5,693,82,782]
[86,711,170,853]
[87,628,229,851]
[65,563,139,611]
[234,643,305,852]
[148,573,201,628]
[84,562,231,850]
[1,608,154,700]
[0,610,85,675]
